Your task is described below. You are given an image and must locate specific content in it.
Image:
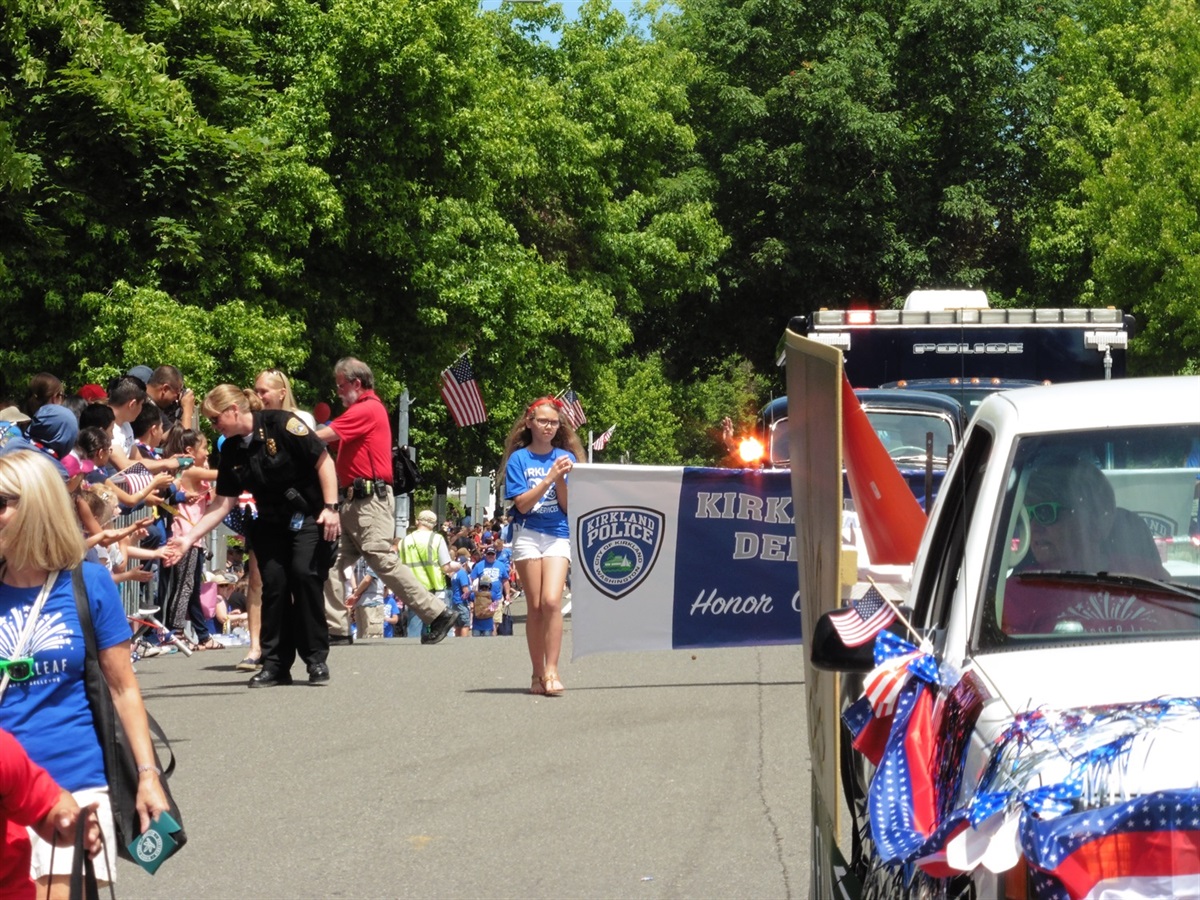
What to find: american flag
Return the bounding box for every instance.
[439,356,487,427]
[559,389,587,429]
[111,462,156,495]
[592,424,615,451]
[864,649,921,718]
[828,585,896,647]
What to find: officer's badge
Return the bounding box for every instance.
[286,417,310,436]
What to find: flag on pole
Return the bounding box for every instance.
[592,424,616,451]
[559,389,587,429]
[828,585,896,647]
[440,356,487,427]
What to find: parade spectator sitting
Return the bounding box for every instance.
[214,575,248,633]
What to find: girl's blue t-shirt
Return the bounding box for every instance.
[505,446,575,539]
[0,564,131,791]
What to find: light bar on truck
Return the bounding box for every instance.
[811,308,1127,328]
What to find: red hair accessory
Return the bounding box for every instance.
[526,397,564,415]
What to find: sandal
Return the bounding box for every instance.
[530,674,546,696]
[542,671,564,697]
[195,637,224,651]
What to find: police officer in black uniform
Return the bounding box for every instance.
[167,385,342,687]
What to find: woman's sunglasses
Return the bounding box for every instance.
[0,657,36,681]
[1026,501,1070,526]
[0,494,19,513]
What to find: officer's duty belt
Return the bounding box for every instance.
[340,478,391,501]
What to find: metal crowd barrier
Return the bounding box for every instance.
[109,510,232,617]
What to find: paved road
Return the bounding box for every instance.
[119,605,811,899]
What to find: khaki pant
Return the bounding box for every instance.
[323,550,351,637]
[338,489,447,624]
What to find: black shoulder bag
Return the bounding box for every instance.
[71,568,187,863]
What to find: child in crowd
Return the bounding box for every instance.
[161,427,222,650]
[449,548,473,638]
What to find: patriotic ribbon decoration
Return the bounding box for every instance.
[850,688,1200,896]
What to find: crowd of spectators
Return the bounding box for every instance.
[0,368,521,652]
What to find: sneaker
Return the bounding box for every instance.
[420,607,456,645]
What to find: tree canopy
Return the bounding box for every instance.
[1,0,1194,482]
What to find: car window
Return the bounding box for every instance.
[980,425,1200,649]
[865,410,956,467]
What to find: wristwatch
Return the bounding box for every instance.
[324,502,341,512]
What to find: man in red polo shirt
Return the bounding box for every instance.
[316,357,456,644]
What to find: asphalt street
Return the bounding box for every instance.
[117,603,811,899]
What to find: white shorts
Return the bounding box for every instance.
[511,526,571,562]
[29,785,117,884]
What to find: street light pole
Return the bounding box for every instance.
[394,389,411,536]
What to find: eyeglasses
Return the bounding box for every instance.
[532,418,560,428]
[1026,501,1070,526]
[0,657,35,681]
[0,495,19,513]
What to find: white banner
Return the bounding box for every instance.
[570,464,802,658]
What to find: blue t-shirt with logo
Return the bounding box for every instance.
[505,446,574,539]
[0,564,131,791]
[470,560,509,601]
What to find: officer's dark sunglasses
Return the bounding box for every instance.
[0,657,36,681]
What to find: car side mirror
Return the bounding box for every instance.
[809,606,916,673]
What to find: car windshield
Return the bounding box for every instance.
[979,424,1200,649]
[767,410,954,470]
[866,410,955,468]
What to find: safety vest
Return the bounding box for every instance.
[400,531,446,591]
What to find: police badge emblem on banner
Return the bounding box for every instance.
[571,465,802,658]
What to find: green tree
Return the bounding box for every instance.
[670,0,1059,370]
[1029,0,1200,373]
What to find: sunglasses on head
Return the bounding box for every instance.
[1026,501,1070,526]
[0,494,18,513]
[0,657,35,682]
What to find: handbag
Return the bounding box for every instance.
[497,608,514,636]
[66,815,115,900]
[70,568,187,864]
